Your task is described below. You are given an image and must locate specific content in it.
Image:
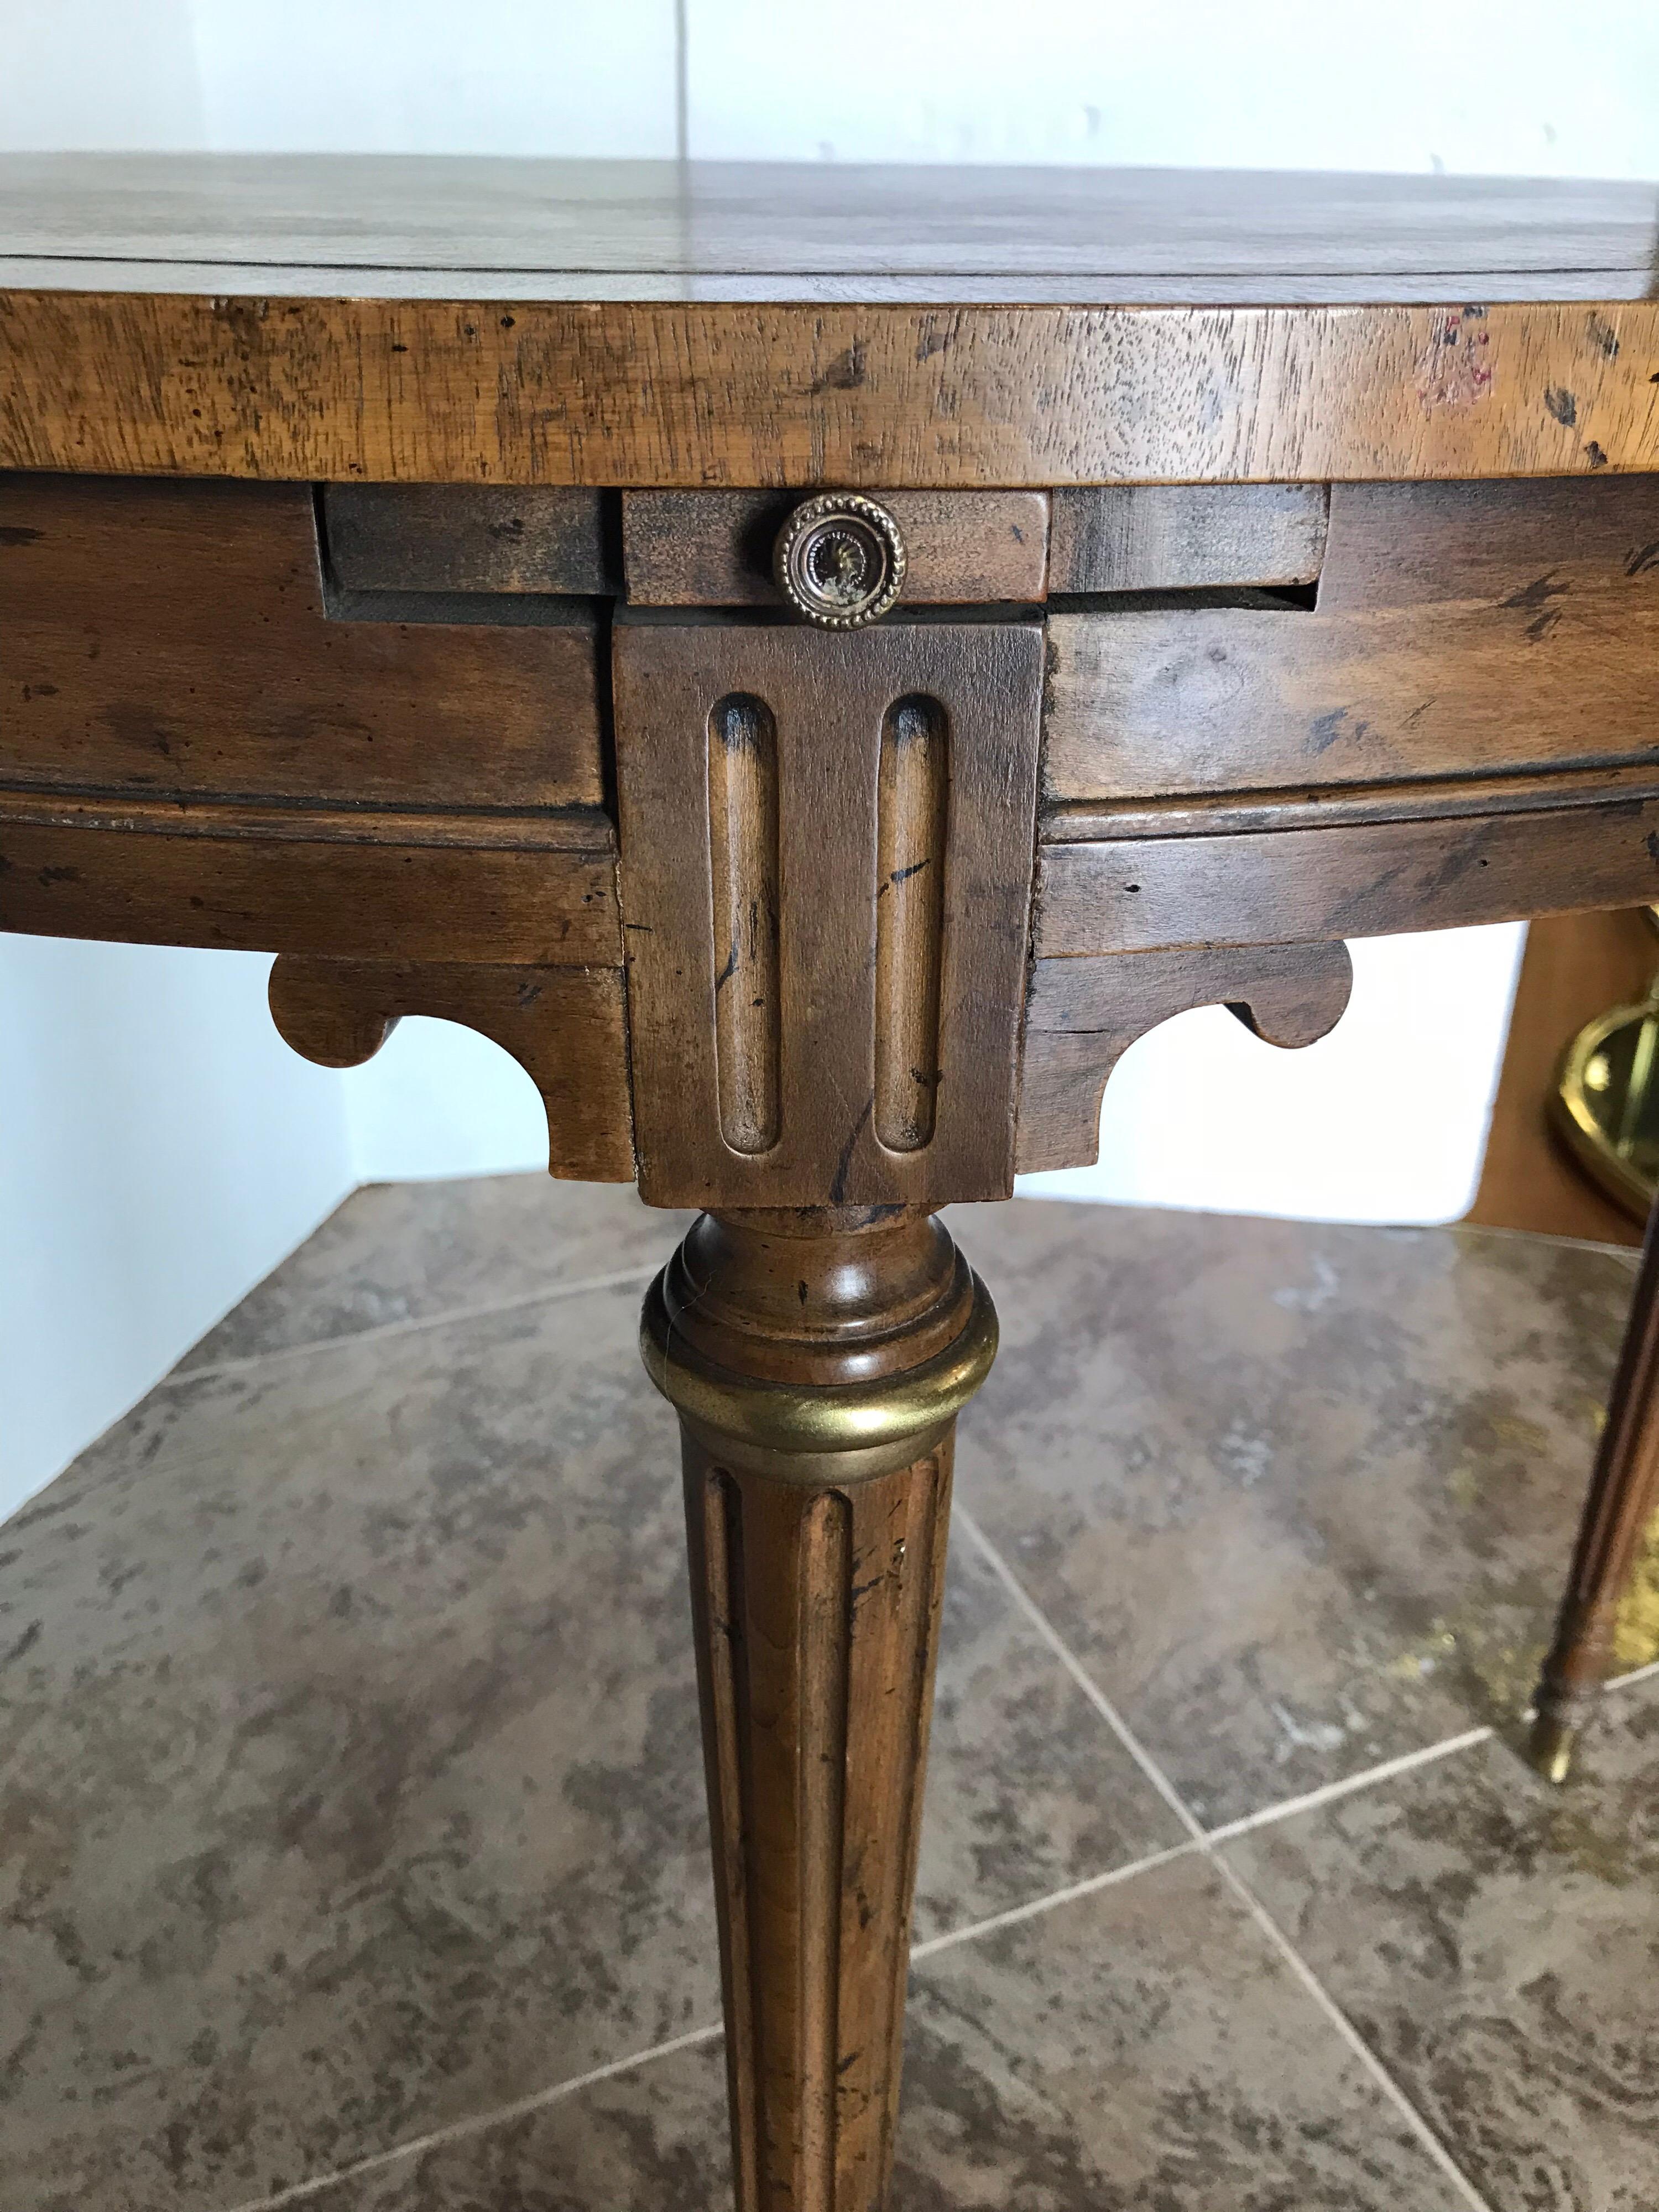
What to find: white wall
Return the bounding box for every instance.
[3,0,1644,1515]
[0,938,549,1521]
[10,1,1657,178]
[686,2,1659,177]
[0,939,355,1512]
[1020,927,1526,1223]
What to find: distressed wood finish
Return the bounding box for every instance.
[613,619,1043,1209]
[6,158,1658,488]
[686,1438,951,2212]
[1034,794,1659,960]
[1047,482,1327,593]
[0,794,621,965]
[1532,1200,1659,1778]
[1044,476,1659,805]
[650,1207,988,2212]
[0,473,604,810]
[1016,943,1354,1173]
[7,291,1659,488]
[322,482,612,594]
[1467,911,1655,1248]
[269,955,633,1181]
[16,149,1659,2212]
[623,489,1050,606]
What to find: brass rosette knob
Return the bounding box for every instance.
[773,492,906,628]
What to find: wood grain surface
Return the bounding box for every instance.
[623,489,1049,605]
[322,482,612,594]
[1048,483,1327,592]
[0,473,604,808]
[0,792,620,965]
[1036,796,1659,958]
[1467,910,1656,1246]
[614,619,1042,1209]
[4,293,1659,488]
[269,954,633,1181]
[1535,1196,1659,1745]
[687,1435,952,2212]
[655,1207,982,2212]
[1016,942,1354,1172]
[1044,476,1659,803]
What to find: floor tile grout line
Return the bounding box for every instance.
[219,2024,724,2212]
[909,1839,1202,1960]
[161,1263,667,1389]
[1451,1218,1642,1264]
[1215,1857,1496,2212]
[953,1506,1206,1843]
[911,1720,1496,1961]
[954,1506,1499,2212]
[217,1505,1525,2211]
[1202,1726,1495,1845]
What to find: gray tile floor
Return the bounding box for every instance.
[3,1178,1657,2210]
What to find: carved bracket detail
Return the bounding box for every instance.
[268,954,635,1182]
[1015,941,1354,1173]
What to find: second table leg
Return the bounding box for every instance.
[1530,1196,1659,1780]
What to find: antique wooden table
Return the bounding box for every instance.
[6,154,1659,2211]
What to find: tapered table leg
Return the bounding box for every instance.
[641,1206,997,2212]
[1530,1196,1659,1781]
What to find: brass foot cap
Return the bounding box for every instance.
[1526,1709,1578,1786]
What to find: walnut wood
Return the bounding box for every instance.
[1034,797,1659,961]
[1531,1199,1659,1778]
[706,692,782,1156]
[1047,483,1327,593]
[1042,759,1659,844]
[0,794,621,966]
[14,147,1659,2190]
[874,697,948,1152]
[1016,943,1354,1173]
[622,489,1049,606]
[1045,477,1659,805]
[1465,911,1655,1248]
[269,956,633,1182]
[6,296,1659,489]
[649,1207,988,2211]
[686,1435,950,2212]
[0,473,604,810]
[614,619,1042,1209]
[321,483,613,595]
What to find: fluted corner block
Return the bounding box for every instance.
[641,1206,995,2212]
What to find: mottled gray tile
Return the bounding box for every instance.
[296,1857,1469,2211]
[1225,1676,1659,2212]
[946,1199,1641,1825]
[2,1283,714,2211]
[2,1234,1170,2206]
[915,1530,1186,1942]
[178,1174,694,1370]
[290,2038,734,2212]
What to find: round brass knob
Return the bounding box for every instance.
[773,493,906,629]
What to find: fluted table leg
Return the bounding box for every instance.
[1530,1196,1659,1781]
[641,1206,997,2212]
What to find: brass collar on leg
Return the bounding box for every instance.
[640,1266,998,1484]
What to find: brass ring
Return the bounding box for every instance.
[641,1269,998,1457]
